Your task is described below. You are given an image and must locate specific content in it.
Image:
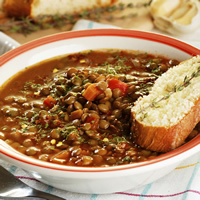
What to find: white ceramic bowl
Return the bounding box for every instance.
[0,29,200,194]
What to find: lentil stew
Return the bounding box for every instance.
[0,49,183,167]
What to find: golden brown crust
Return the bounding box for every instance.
[131,98,200,152]
[3,0,32,18]
[2,0,118,18]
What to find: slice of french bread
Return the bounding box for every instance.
[131,55,200,152]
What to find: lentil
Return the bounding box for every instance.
[0,49,191,167]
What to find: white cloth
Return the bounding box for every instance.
[1,19,200,200]
[1,152,200,200]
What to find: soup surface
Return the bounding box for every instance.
[0,49,184,167]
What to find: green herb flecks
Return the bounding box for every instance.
[112,136,128,144]
[95,61,131,75]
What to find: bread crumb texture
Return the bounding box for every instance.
[132,55,200,127]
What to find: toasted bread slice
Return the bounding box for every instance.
[131,55,200,152]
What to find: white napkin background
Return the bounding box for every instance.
[1,19,200,200]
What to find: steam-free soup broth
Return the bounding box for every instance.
[0,49,182,167]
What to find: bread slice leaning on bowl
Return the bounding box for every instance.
[131,55,200,152]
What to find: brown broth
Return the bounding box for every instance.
[0,49,181,167]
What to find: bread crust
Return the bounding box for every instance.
[2,0,117,18]
[2,0,150,18]
[131,96,200,152]
[3,0,32,17]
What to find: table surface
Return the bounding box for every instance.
[4,11,153,44]
[1,8,200,200]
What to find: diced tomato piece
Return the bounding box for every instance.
[108,79,128,96]
[43,96,57,108]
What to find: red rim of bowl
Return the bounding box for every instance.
[0,29,200,173]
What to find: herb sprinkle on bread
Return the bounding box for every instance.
[131,55,200,152]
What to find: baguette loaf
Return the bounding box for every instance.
[131,55,200,152]
[2,0,150,18]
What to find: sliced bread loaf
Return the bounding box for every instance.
[2,0,149,18]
